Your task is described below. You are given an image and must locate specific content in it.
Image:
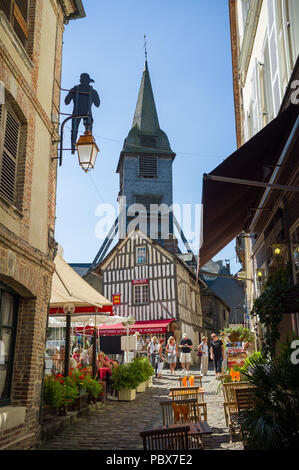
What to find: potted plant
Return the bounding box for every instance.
[130,357,148,392]
[111,364,139,401]
[138,356,154,388]
[42,375,64,420]
[84,376,103,403]
[43,374,79,417]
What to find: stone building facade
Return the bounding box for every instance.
[229,0,299,344]
[0,0,85,450]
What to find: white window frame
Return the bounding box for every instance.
[136,246,147,265]
[133,283,149,305]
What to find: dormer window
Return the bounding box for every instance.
[138,155,157,178]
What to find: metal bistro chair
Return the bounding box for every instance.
[179,375,203,388]
[169,386,207,421]
[140,426,190,451]
[222,381,252,443]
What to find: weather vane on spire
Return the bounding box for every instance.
[144,34,148,62]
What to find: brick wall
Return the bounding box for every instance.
[0,0,65,450]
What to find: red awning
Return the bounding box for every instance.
[49,305,113,316]
[73,319,176,337]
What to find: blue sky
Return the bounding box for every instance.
[55,0,241,274]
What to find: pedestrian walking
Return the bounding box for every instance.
[147,336,160,377]
[198,337,209,376]
[210,333,225,378]
[135,333,145,357]
[156,338,165,378]
[166,336,178,375]
[179,333,193,375]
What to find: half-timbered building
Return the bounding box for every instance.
[90,229,206,365]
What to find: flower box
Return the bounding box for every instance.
[136,381,146,392]
[118,388,136,401]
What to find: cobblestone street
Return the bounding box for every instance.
[39,369,243,451]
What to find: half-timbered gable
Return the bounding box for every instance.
[97,230,177,322]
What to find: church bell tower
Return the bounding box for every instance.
[116,60,176,248]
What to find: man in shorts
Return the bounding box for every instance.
[179,333,193,375]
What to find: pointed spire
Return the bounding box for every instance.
[122,60,173,155]
[131,60,160,135]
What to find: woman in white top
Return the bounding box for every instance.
[198,337,209,376]
[166,336,178,375]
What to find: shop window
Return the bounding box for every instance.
[0,100,26,209]
[0,283,19,406]
[134,284,149,305]
[136,246,147,265]
[1,0,30,49]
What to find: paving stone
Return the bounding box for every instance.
[38,369,243,450]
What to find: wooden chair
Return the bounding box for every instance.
[222,381,252,443]
[235,386,255,448]
[160,398,199,426]
[159,398,212,449]
[140,426,190,450]
[179,375,203,388]
[169,386,207,420]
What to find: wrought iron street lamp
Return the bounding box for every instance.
[52,114,99,169]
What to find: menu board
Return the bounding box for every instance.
[227,346,247,368]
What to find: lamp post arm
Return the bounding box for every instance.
[53,114,94,166]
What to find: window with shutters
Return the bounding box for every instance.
[1,0,30,49]
[138,155,158,178]
[0,102,23,208]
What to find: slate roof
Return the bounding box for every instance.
[69,263,91,277]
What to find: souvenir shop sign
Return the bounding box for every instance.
[132,279,148,285]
